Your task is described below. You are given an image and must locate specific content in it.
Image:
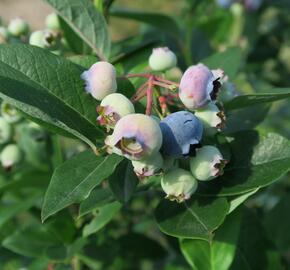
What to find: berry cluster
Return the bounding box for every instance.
[82,47,234,203]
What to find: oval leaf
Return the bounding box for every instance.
[41,151,123,222]
[155,196,229,241]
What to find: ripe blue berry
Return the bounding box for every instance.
[159,111,203,158]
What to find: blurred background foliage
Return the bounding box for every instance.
[0,0,290,269]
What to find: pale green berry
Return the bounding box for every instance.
[0,144,22,169]
[0,117,12,144]
[195,102,225,132]
[1,102,22,123]
[8,18,29,37]
[45,13,60,31]
[149,47,177,71]
[190,145,227,181]
[97,93,135,130]
[161,168,198,202]
[132,152,163,178]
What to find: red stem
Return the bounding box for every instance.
[155,76,180,86]
[131,82,148,102]
[146,76,154,115]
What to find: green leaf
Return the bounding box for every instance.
[45,0,110,60]
[79,188,115,218]
[41,151,123,222]
[224,88,290,111]
[110,8,180,38]
[108,159,139,203]
[2,225,62,258]
[0,45,102,149]
[264,193,290,251]
[202,47,242,79]
[229,208,283,270]
[155,196,229,241]
[199,131,290,196]
[180,210,242,270]
[223,104,270,134]
[228,188,259,213]
[82,201,121,236]
[0,194,40,228]
[68,55,98,69]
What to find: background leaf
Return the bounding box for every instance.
[45,0,111,60]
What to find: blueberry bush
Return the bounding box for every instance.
[0,0,290,269]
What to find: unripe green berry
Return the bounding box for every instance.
[149,47,177,71]
[0,117,12,144]
[132,152,163,178]
[0,144,22,169]
[8,18,29,37]
[29,30,60,49]
[45,13,61,31]
[1,102,22,123]
[195,102,226,132]
[190,145,227,181]
[161,168,198,202]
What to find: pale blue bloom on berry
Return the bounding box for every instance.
[216,0,237,8]
[244,0,262,11]
[105,114,162,160]
[159,111,203,158]
[81,61,117,101]
[179,64,221,110]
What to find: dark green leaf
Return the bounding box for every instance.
[2,225,62,258]
[108,159,139,203]
[202,47,242,79]
[110,8,180,38]
[264,193,290,251]
[79,188,115,218]
[223,103,270,134]
[224,88,290,111]
[82,201,121,236]
[155,196,229,241]
[0,45,102,149]
[199,131,290,196]
[0,194,40,228]
[41,151,123,221]
[180,210,242,270]
[45,0,110,60]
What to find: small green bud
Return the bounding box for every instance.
[149,47,177,71]
[0,117,12,144]
[8,18,29,37]
[45,13,61,31]
[161,168,198,202]
[0,144,22,169]
[190,145,227,181]
[1,102,22,123]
